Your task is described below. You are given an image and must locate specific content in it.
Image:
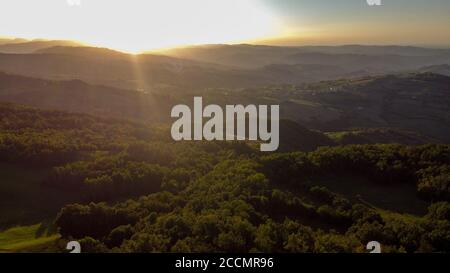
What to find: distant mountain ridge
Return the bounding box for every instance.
[0,40,82,54]
[0,44,449,90]
[0,46,370,90]
[0,71,448,150]
[0,40,449,145]
[0,38,28,45]
[157,44,450,69]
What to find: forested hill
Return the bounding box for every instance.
[1,71,449,146]
[0,71,174,122]
[0,103,448,253]
[55,144,450,253]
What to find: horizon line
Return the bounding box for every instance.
[1,36,450,54]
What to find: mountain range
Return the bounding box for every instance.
[0,40,449,148]
[0,44,449,91]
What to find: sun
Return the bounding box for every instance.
[0,0,282,53]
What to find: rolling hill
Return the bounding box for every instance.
[157,44,450,70]
[0,71,174,122]
[227,73,450,142]
[1,44,449,90]
[0,47,274,89]
[327,128,440,146]
[0,40,449,253]
[0,39,82,54]
[418,64,450,76]
[0,70,449,144]
[299,73,450,142]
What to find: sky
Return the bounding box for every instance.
[0,0,449,52]
[262,0,450,47]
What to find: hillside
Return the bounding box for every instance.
[0,102,449,253]
[300,73,450,142]
[278,119,335,152]
[327,128,440,145]
[1,44,449,90]
[218,73,450,142]
[0,38,28,45]
[0,71,173,122]
[158,44,450,70]
[1,71,449,144]
[0,47,272,89]
[0,40,82,54]
[418,64,450,76]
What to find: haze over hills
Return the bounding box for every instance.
[0,38,449,253]
[0,70,448,146]
[1,0,450,254]
[418,64,450,76]
[157,44,450,69]
[0,71,173,122]
[0,43,449,91]
[0,39,82,54]
[194,72,450,143]
[301,72,450,140]
[0,46,272,90]
[0,39,449,145]
[0,38,28,45]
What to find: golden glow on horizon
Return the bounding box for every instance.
[2,1,449,52]
[0,0,283,53]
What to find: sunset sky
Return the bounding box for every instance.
[1,0,449,52]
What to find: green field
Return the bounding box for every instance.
[0,223,59,252]
[0,163,79,251]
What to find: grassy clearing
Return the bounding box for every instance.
[0,223,60,252]
[0,163,80,252]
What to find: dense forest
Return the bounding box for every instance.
[0,103,448,253]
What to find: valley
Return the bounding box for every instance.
[0,41,448,253]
